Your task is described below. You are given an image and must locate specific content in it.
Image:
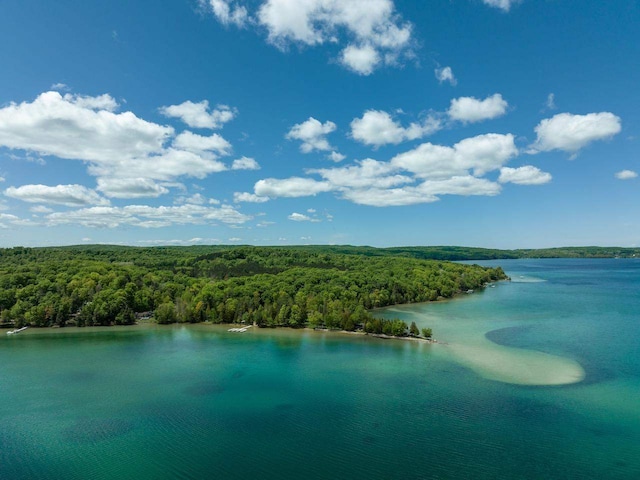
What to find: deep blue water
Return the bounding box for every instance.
[1,259,638,479]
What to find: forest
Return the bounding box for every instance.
[0,245,507,334]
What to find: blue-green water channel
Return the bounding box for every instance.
[1,259,639,479]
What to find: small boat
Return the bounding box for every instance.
[6,326,28,335]
[227,326,250,333]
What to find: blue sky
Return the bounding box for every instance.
[0,0,638,248]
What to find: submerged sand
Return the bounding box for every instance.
[443,341,585,386]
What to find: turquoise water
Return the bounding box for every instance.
[1,259,639,479]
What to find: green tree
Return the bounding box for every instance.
[155,302,177,324]
[409,321,419,336]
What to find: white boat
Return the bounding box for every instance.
[6,326,28,335]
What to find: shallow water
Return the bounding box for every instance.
[1,259,638,479]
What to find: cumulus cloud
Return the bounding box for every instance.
[529,112,622,155]
[50,83,69,91]
[231,156,260,170]
[46,204,250,228]
[288,212,320,222]
[96,178,170,199]
[286,117,337,152]
[254,177,333,198]
[448,94,508,123]
[499,166,552,185]
[615,170,638,180]
[309,158,412,189]
[391,133,518,178]
[201,0,414,75]
[327,151,346,162]
[420,176,501,196]
[233,192,270,203]
[340,185,437,206]
[0,91,242,196]
[0,91,172,164]
[435,66,457,85]
[340,44,381,75]
[350,109,442,147]
[64,93,119,112]
[29,205,54,213]
[482,0,519,12]
[5,184,110,207]
[247,132,525,206]
[159,100,236,129]
[137,237,220,246]
[202,0,249,27]
[172,131,231,155]
[0,213,21,223]
[86,148,228,181]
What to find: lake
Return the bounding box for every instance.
[1,259,638,479]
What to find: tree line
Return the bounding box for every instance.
[0,246,507,335]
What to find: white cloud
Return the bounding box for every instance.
[340,185,437,206]
[529,112,622,155]
[172,131,231,155]
[350,109,442,147]
[96,177,170,198]
[339,176,500,206]
[50,83,69,91]
[63,93,119,112]
[288,212,320,222]
[0,213,21,222]
[328,151,346,162]
[137,237,220,246]
[546,93,556,110]
[435,66,457,85]
[202,0,414,75]
[256,221,275,227]
[29,205,54,213]
[5,184,110,207]
[419,176,501,196]
[232,156,260,170]
[46,204,250,228]
[0,176,4,182]
[173,194,206,205]
[448,94,508,123]
[309,158,412,189]
[0,90,241,193]
[249,131,525,207]
[615,170,638,180]
[0,91,172,164]
[0,213,35,229]
[499,166,552,185]
[86,148,228,181]
[391,133,518,179]
[254,177,333,198]
[482,0,519,12]
[202,0,249,27]
[286,117,337,153]
[159,100,236,129]
[340,43,381,75]
[234,192,270,203]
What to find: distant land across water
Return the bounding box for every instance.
[3,243,639,260]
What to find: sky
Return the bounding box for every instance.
[0,0,638,249]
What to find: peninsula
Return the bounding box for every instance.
[0,245,508,334]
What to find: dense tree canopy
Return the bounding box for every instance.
[0,245,508,333]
